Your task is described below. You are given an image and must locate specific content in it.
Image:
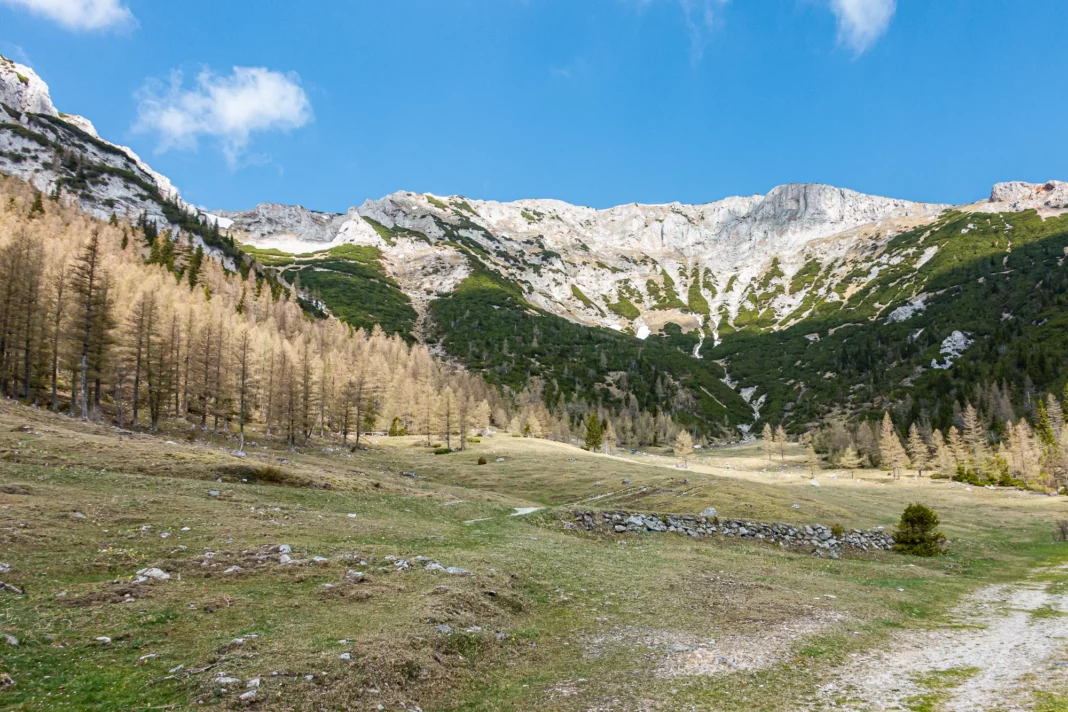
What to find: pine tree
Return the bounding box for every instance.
[585,413,602,451]
[28,191,44,218]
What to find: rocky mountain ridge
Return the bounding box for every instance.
[221,179,1066,343]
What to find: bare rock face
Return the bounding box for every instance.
[0,57,188,226]
[988,181,1068,211]
[0,55,55,116]
[215,203,349,243]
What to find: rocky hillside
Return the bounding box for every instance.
[0,56,239,268]
[3,58,1068,438]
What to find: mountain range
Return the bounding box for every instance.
[3,55,1068,439]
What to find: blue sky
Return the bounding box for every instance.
[2,1,1066,212]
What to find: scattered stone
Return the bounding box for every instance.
[303,674,315,681]
[446,567,469,575]
[424,562,446,573]
[700,507,718,518]
[792,504,801,509]
[810,480,821,487]
[339,652,351,660]
[208,490,220,497]
[239,690,257,703]
[72,511,87,519]
[278,544,292,554]
[347,513,357,519]
[181,527,191,532]
[3,633,17,647]
[95,636,112,645]
[0,563,9,574]
[279,554,293,564]
[224,566,243,574]
[436,624,453,634]
[216,676,241,685]
[134,567,171,583]
[311,556,329,563]
[246,678,261,688]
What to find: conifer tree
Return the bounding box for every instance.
[907,423,930,478]
[674,429,693,465]
[585,413,602,451]
[762,422,773,461]
[774,424,788,462]
[839,446,863,478]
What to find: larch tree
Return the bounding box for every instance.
[774,425,788,462]
[674,429,693,465]
[907,423,930,478]
[839,446,863,478]
[762,422,773,461]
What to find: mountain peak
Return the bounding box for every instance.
[0,55,56,116]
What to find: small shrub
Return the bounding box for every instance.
[477,456,487,465]
[893,503,946,556]
[831,523,843,538]
[433,448,451,455]
[1056,520,1068,542]
[468,437,481,443]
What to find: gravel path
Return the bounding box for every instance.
[816,566,1068,711]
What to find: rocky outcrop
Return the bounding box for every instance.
[987,181,1068,213]
[215,203,350,243]
[571,509,895,559]
[0,56,187,224]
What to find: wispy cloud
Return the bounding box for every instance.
[631,0,729,65]
[134,66,312,169]
[0,0,134,31]
[828,0,896,55]
[678,0,729,64]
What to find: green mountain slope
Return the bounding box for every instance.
[709,209,1068,432]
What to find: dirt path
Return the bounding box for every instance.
[816,566,1068,711]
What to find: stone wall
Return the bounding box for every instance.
[571,510,895,559]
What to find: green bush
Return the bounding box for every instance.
[433,448,452,455]
[893,503,946,556]
[831,523,843,538]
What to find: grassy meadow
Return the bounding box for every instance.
[1,401,1066,710]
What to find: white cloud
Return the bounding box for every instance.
[135,66,312,168]
[678,0,729,64]
[0,0,134,31]
[828,0,896,55]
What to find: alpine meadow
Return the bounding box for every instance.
[2,2,1068,710]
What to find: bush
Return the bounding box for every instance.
[477,456,487,465]
[433,448,452,455]
[831,523,843,538]
[893,503,946,556]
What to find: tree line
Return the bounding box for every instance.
[0,177,511,449]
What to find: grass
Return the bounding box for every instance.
[0,401,1065,710]
[904,667,980,711]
